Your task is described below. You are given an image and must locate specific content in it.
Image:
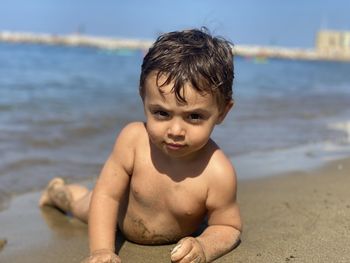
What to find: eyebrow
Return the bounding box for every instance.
[148,103,211,114]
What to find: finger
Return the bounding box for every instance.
[111,256,121,263]
[83,254,120,263]
[178,252,200,263]
[170,238,193,262]
[102,254,121,263]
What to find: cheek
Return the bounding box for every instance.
[188,125,213,144]
[146,119,164,141]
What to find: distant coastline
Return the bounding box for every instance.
[1,31,350,62]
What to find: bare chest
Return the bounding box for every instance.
[130,158,208,219]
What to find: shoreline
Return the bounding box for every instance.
[2,31,350,62]
[1,157,350,262]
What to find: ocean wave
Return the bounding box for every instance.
[0,158,56,174]
[26,137,65,148]
[328,121,350,143]
[233,140,350,179]
[66,123,105,137]
[64,115,128,138]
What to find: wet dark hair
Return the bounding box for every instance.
[139,28,234,111]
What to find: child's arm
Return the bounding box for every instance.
[171,160,242,263]
[86,124,137,262]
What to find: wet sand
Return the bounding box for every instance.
[0,158,349,262]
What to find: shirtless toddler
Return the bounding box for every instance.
[40,28,242,263]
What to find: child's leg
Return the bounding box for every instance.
[39,178,92,223]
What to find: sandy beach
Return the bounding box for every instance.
[0,158,349,263]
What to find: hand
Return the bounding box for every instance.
[81,249,121,263]
[170,237,206,263]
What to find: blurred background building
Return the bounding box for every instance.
[316,30,350,57]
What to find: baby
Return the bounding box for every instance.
[40,28,242,263]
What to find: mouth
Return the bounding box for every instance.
[165,142,186,150]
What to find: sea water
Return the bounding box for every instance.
[0,42,350,196]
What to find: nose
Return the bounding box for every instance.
[167,119,185,138]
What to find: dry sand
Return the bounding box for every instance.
[0,158,349,262]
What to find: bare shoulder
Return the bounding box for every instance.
[113,122,146,149]
[206,142,237,186]
[204,142,238,206]
[117,121,147,140]
[110,122,147,171]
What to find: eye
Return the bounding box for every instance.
[153,110,170,120]
[187,113,203,123]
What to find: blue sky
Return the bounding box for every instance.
[1,0,350,48]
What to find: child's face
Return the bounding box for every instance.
[142,73,230,160]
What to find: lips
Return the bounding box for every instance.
[165,142,186,150]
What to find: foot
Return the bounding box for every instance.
[39,177,72,212]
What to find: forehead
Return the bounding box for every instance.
[144,73,217,108]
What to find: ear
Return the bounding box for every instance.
[216,100,234,124]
